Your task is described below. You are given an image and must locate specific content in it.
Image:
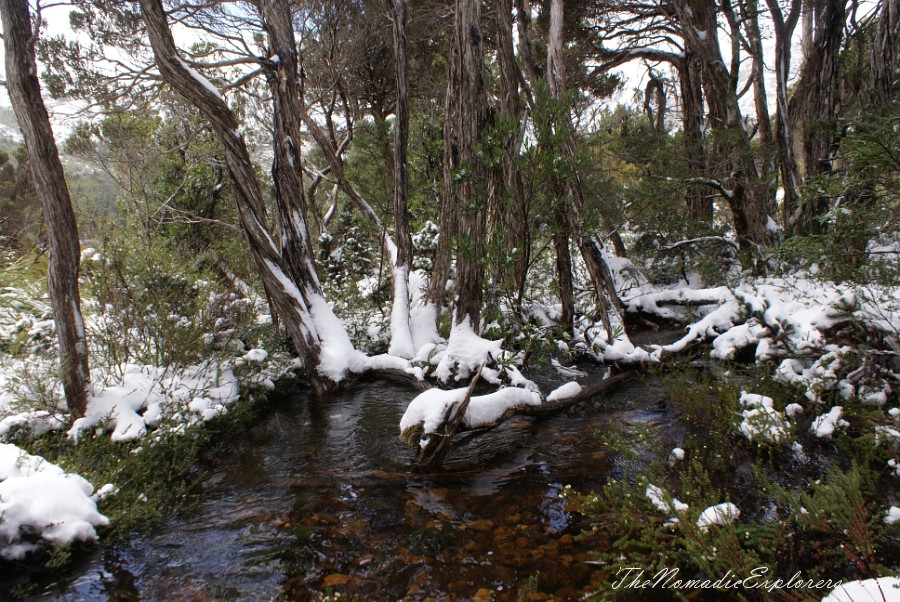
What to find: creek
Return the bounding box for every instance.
[32,364,681,601]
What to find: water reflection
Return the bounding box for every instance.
[31,370,669,601]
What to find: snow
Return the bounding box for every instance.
[433,317,503,382]
[465,387,542,428]
[885,506,900,524]
[400,387,467,435]
[0,410,63,439]
[242,348,268,363]
[67,362,240,442]
[409,302,441,352]
[400,385,541,435]
[739,392,789,444]
[696,502,740,532]
[669,447,685,466]
[0,443,109,560]
[646,484,689,515]
[305,292,367,382]
[547,381,582,402]
[550,358,587,378]
[175,57,225,102]
[628,274,866,364]
[785,403,804,417]
[810,406,848,439]
[388,265,415,359]
[822,577,900,602]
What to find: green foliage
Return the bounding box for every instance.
[79,225,260,372]
[12,390,261,552]
[0,145,42,251]
[317,213,388,353]
[774,113,900,284]
[65,104,235,252]
[573,363,900,601]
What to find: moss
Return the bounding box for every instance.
[399,424,424,450]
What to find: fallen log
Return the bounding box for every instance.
[414,362,485,470]
[404,368,639,471]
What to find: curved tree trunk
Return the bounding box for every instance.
[139,0,339,393]
[2,0,91,418]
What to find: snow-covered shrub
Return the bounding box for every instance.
[412,220,439,273]
[80,232,261,376]
[738,392,791,445]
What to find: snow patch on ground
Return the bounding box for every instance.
[646,484,689,515]
[738,392,790,444]
[810,406,849,438]
[0,443,109,560]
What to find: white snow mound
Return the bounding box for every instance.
[0,443,108,560]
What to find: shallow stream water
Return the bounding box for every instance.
[30,365,680,601]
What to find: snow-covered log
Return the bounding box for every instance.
[400,370,636,469]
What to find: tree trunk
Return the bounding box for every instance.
[789,0,847,235]
[673,0,772,250]
[441,0,487,331]
[514,0,543,88]
[258,0,318,282]
[139,0,337,393]
[389,0,416,358]
[869,0,900,105]
[495,0,530,312]
[553,207,575,332]
[546,0,625,341]
[2,0,91,418]
[677,51,713,225]
[742,0,773,149]
[765,0,803,233]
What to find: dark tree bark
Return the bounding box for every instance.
[739,0,774,149]
[672,0,772,250]
[677,49,713,224]
[869,0,900,104]
[514,0,543,89]
[258,0,317,280]
[435,0,488,331]
[766,0,804,233]
[789,0,848,235]
[552,207,575,331]
[2,0,91,417]
[139,0,335,393]
[494,0,530,311]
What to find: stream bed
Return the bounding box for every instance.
[30,368,680,601]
